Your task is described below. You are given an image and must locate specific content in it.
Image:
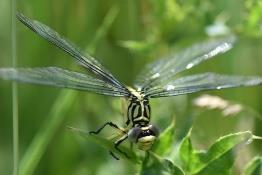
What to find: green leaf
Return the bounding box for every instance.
[242,156,262,175]
[244,1,262,37]
[68,127,139,163]
[162,158,185,175]
[153,119,176,156]
[140,152,184,175]
[179,128,198,171]
[179,130,255,175]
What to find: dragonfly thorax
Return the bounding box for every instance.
[126,95,151,127]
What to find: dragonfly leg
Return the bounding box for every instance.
[114,135,130,159]
[109,150,120,160]
[89,121,124,135]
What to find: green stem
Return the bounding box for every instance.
[11,0,19,175]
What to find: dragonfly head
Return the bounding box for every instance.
[128,124,159,151]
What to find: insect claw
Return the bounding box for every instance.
[89,131,96,135]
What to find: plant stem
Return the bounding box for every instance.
[11,0,19,175]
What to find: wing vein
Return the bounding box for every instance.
[145,73,262,98]
[0,67,129,97]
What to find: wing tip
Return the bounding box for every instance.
[16,12,26,22]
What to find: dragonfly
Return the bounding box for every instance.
[1,13,261,159]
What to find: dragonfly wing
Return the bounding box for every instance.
[145,73,262,98]
[134,36,236,91]
[0,67,129,97]
[17,13,130,95]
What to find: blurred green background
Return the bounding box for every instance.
[0,0,261,175]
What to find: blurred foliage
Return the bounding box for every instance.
[243,156,262,175]
[0,0,261,175]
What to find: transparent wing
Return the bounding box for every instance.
[134,36,236,91]
[0,67,130,97]
[144,73,262,98]
[17,13,130,95]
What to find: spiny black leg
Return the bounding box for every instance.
[109,151,119,160]
[89,122,122,135]
[114,135,130,159]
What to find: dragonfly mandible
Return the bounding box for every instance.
[0,13,261,159]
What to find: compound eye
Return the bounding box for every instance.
[149,124,160,137]
[128,127,142,143]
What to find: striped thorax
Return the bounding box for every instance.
[126,88,159,151]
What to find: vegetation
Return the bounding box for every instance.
[0,0,261,175]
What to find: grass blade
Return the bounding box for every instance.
[19,91,76,175]
[87,6,119,54]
